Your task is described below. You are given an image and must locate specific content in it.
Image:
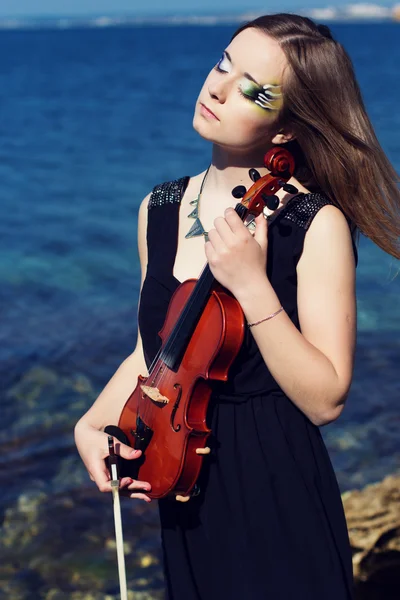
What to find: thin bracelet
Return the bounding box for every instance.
[247,306,284,328]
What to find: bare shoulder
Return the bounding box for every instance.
[138,191,151,222]
[138,191,151,230]
[137,192,153,278]
[298,203,355,264]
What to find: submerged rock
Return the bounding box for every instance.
[0,485,164,599]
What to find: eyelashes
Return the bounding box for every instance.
[237,88,253,102]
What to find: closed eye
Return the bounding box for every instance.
[237,88,254,101]
[214,53,231,73]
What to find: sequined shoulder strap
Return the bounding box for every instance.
[148,177,190,210]
[283,192,334,230]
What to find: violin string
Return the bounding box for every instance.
[160,265,212,369]
[140,271,210,424]
[143,263,216,430]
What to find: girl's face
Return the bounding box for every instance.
[193,28,288,153]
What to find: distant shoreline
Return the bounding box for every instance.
[0,14,399,32]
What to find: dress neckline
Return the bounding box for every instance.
[171,176,309,285]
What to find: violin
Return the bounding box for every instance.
[105,147,297,499]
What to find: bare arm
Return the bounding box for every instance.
[235,205,357,427]
[75,193,151,432]
[74,194,154,501]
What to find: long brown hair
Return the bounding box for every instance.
[233,14,400,259]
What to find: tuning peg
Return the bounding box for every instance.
[261,193,280,211]
[277,180,299,194]
[283,183,299,194]
[249,168,261,182]
[232,185,247,199]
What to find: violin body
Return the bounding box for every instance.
[106,147,297,499]
[118,279,245,498]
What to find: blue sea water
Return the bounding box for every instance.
[0,21,399,596]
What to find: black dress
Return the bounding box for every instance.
[138,177,356,600]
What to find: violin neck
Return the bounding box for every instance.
[159,264,215,371]
[150,202,246,373]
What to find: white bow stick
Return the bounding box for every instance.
[108,435,128,600]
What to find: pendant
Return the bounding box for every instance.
[186,193,207,238]
[185,218,206,239]
[188,206,199,219]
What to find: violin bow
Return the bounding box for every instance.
[108,435,128,600]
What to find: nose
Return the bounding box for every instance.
[208,76,229,104]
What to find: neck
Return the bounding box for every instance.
[206,143,273,194]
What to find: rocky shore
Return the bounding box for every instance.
[1,366,399,599]
[1,469,399,599]
[344,474,400,599]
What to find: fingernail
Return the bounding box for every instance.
[130,449,140,456]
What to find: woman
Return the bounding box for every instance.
[75,13,400,600]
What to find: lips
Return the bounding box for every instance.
[200,103,219,121]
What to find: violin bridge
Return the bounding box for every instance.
[140,384,170,404]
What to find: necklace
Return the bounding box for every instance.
[185,166,211,240]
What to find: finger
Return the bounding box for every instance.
[119,477,135,488]
[90,459,113,492]
[204,237,220,272]
[207,225,227,254]
[119,490,152,502]
[213,214,237,245]
[96,474,113,493]
[112,439,142,461]
[196,447,211,455]
[224,207,250,237]
[204,239,214,263]
[253,212,268,251]
[126,479,152,493]
[176,494,191,502]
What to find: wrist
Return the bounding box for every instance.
[234,275,282,322]
[75,418,101,435]
[234,274,273,307]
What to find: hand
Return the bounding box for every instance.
[175,446,211,502]
[205,208,269,297]
[74,421,152,503]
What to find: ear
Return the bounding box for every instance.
[271,130,295,144]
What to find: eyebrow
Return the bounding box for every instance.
[224,50,261,87]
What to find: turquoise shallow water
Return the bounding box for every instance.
[0,21,399,598]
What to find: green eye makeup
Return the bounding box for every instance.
[239,79,283,112]
[214,51,283,113]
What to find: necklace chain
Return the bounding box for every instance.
[185,166,211,240]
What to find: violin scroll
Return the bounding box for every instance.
[264,146,295,177]
[230,146,298,229]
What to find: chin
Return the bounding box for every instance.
[192,115,217,142]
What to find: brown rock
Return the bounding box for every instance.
[342,473,400,598]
